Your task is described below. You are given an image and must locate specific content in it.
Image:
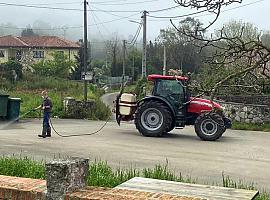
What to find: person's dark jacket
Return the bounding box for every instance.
[42,97,53,112]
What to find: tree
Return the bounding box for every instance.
[32,51,75,78]
[0,60,23,82]
[71,39,91,80]
[126,48,142,81]
[145,17,204,75]
[106,36,122,77]
[159,17,204,73]
[21,25,38,37]
[172,0,270,99]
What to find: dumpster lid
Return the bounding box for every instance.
[8,98,21,101]
[64,97,75,100]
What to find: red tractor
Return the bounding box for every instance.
[115,74,231,141]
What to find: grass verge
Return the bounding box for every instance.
[232,122,270,132]
[1,75,111,120]
[0,156,268,199]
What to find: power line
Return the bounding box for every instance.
[128,20,143,46]
[148,9,208,19]
[91,0,130,3]
[0,2,139,12]
[23,2,82,6]
[89,12,141,26]
[0,0,265,32]
[0,12,140,31]
[148,5,181,13]
[0,2,183,13]
[0,2,83,11]
[88,4,107,40]
[149,0,266,20]
[91,0,159,6]
[90,4,139,19]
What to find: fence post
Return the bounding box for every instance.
[45,158,89,200]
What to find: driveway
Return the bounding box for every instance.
[0,118,269,192]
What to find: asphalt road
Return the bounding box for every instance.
[0,118,270,192]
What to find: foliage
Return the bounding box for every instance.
[0,60,23,82]
[0,156,268,200]
[192,20,270,96]
[32,51,75,78]
[4,75,110,120]
[106,37,121,77]
[0,87,9,95]
[21,27,38,37]
[172,0,270,100]
[232,122,270,132]
[127,49,144,81]
[0,156,45,179]
[148,17,204,75]
[71,40,91,80]
[135,77,147,97]
[122,78,153,100]
[88,160,139,187]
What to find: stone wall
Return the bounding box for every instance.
[217,100,270,124]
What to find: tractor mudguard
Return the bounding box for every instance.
[223,117,232,129]
[115,93,121,126]
[138,96,176,117]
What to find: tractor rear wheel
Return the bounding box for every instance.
[194,112,226,141]
[135,100,172,137]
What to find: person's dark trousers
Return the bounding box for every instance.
[41,112,51,137]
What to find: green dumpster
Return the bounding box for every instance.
[0,94,9,117]
[7,98,21,121]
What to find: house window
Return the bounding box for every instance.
[33,50,44,58]
[16,50,22,61]
[0,50,5,57]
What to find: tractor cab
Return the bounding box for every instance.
[149,74,188,104]
[115,74,231,141]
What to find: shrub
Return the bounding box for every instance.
[31,51,75,78]
[0,60,23,82]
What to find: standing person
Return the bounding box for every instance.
[36,90,53,138]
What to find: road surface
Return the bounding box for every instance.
[0,118,269,192]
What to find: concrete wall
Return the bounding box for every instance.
[217,100,270,124]
[0,49,8,63]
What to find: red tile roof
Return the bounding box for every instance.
[0,35,80,48]
[0,35,28,47]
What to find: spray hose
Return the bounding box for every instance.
[21,108,111,138]
[49,117,110,138]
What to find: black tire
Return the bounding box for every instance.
[166,121,176,133]
[135,100,172,137]
[194,112,226,141]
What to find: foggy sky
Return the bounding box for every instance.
[0,0,269,42]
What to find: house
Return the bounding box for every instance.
[0,35,80,64]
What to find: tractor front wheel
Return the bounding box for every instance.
[194,112,225,141]
[135,100,172,137]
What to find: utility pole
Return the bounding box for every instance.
[163,45,166,76]
[83,0,88,102]
[141,10,148,78]
[132,53,135,82]
[122,40,126,78]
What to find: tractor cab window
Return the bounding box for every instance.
[155,79,184,102]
